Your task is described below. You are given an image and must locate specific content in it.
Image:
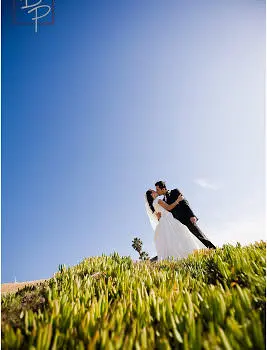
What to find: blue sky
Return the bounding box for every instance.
[2,0,265,282]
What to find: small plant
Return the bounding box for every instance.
[140,251,150,260]
[132,237,150,260]
[58,264,66,273]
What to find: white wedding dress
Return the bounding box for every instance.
[152,199,206,260]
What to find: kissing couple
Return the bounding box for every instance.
[145,181,216,261]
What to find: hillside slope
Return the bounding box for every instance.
[1,280,49,296]
[2,241,266,349]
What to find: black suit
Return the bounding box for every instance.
[165,189,216,249]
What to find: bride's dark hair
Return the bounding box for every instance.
[146,190,155,213]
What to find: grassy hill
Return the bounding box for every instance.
[1,241,266,349]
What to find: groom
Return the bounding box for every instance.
[150,180,215,261]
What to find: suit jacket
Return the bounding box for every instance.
[165,188,197,221]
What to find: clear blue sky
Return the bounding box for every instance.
[2,0,265,282]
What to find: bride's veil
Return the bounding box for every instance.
[144,193,158,231]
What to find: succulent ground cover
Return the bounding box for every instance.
[1,241,266,349]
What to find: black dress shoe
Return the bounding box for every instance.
[150,256,158,262]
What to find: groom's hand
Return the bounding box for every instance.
[190,216,197,224]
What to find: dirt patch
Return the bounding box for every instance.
[1,279,48,296]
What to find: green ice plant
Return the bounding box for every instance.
[1,241,266,349]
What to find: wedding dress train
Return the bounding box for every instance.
[153,199,206,260]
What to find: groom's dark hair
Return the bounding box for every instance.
[155,181,166,189]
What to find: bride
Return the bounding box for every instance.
[145,189,207,261]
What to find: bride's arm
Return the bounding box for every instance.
[158,194,184,211]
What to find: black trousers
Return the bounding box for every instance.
[179,217,216,249]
